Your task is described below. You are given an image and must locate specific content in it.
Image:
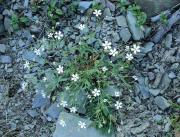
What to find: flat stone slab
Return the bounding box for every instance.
[53,112,115,137]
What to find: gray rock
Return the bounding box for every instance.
[45,103,62,119]
[120,28,131,42]
[141,42,154,54]
[79,1,92,13]
[0,55,12,63]
[27,110,39,118]
[168,71,176,79]
[32,93,50,108]
[164,33,172,48]
[177,98,180,104]
[0,20,5,34]
[0,44,6,53]
[53,112,115,137]
[153,115,162,122]
[144,26,152,38]
[149,89,160,96]
[159,73,171,92]
[116,16,128,27]
[30,25,41,33]
[131,122,150,134]
[24,0,29,8]
[136,77,150,99]
[4,17,13,33]
[18,39,25,47]
[22,51,45,65]
[112,32,120,42]
[103,8,111,17]
[154,96,170,110]
[59,90,87,114]
[126,11,144,40]
[148,72,155,81]
[105,85,122,97]
[106,0,115,11]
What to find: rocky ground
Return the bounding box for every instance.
[0,0,180,137]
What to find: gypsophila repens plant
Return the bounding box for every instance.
[23,5,142,135]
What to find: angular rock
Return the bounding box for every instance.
[22,51,45,65]
[164,33,172,48]
[168,71,176,79]
[59,90,87,114]
[120,28,131,42]
[153,114,162,122]
[154,96,170,110]
[106,0,115,11]
[0,44,6,53]
[0,20,5,34]
[53,112,115,137]
[27,110,39,118]
[103,8,111,17]
[131,122,150,134]
[159,73,171,92]
[30,25,41,33]
[105,85,122,97]
[45,103,62,120]
[177,98,180,104]
[136,77,150,99]
[116,16,128,27]
[32,93,50,108]
[126,11,144,40]
[149,89,160,96]
[141,42,154,54]
[4,17,13,33]
[112,32,120,42]
[79,1,92,13]
[0,55,12,63]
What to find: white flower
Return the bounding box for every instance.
[21,81,28,90]
[115,101,123,110]
[56,65,64,74]
[43,77,47,81]
[78,121,86,129]
[54,31,63,40]
[34,49,41,56]
[103,99,108,103]
[87,94,91,99]
[102,66,108,72]
[70,107,77,113]
[78,24,86,30]
[132,75,138,81]
[109,48,118,57]
[102,41,111,50]
[115,92,121,97]
[32,35,35,38]
[71,73,79,82]
[24,61,30,69]
[92,88,101,97]
[59,119,66,127]
[65,86,70,90]
[125,46,130,51]
[48,32,53,38]
[60,100,68,107]
[125,53,133,61]
[131,44,140,54]
[93,9,102,17]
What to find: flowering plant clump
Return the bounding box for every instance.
[24,7,141,135]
